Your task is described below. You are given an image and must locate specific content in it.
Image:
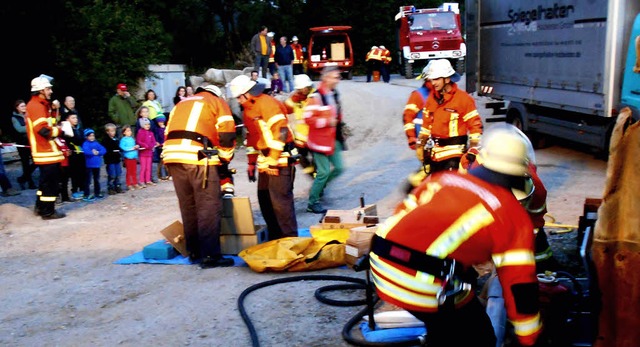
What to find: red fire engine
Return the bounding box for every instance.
[396,3,466,79]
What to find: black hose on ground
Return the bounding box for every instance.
[237,273,424,347]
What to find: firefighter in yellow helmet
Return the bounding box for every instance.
[163,83,236,268]
[370,124,542,347]
[26,74,66,219]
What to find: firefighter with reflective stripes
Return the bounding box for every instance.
[163,84,236,269]
[26,75,66,220]
[365,46,383,82]
[418,59,483,173]
[379,45,392,83]
[284,74,315,177]
[370,125,542,347]
[291,36,304,75]
[401,63,433,193]
[228,75,298,240]
[267,32,277,76]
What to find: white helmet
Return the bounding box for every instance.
[31,76,53,92]
[379,45,386,50]
[292,36,299,41]
[196,83,222,97]
[478,124,532,177]
[425,59,460,82]
[267,31,275,38]
[371,46,378,50]
[228,75,257,98]
[417,60,434,80]
[293,74,313,90]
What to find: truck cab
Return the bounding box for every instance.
[306,26,354,80]
[396,3,466,79]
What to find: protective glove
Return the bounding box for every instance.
[415,142,424,162]
[407,136,417,150]
[247,163,257,182]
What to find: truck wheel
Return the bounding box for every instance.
[404,58,413,79]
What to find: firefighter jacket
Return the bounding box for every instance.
[284,88,315,148]
[163,92,235,166]
[242,93,296,167]
[365,48,383,62]
[380,47,392,64]
[370,171,542,346]
[420,83,482,162]
[303,84,343,155]
[403,83,431,141]
[25,95,64,165]
[269,41,276,63]
[291,42,304,65]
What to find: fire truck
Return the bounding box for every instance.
[395,3,466,79]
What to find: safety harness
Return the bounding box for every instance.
[371,234,474,308]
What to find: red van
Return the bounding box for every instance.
[306,26,354,80]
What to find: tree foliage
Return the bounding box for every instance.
[1,0,460,133]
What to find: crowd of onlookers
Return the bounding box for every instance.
[0,83,192,201]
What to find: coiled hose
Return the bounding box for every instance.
[237,273,424,347]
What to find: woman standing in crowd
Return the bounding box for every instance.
[10,99,36,189]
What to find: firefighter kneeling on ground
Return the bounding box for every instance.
[369,124,542,347]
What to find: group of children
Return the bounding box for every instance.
[58,107,169,203]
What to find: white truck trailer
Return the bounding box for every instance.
[465,0,640,154]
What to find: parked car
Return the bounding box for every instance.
[306,26,354,80]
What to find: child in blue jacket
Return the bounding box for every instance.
[81,129,107,201]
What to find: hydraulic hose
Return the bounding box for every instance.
[237,273,424,347]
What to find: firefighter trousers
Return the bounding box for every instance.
[35,163,62,217]
[168,163,222,259]
[257,165,298,240]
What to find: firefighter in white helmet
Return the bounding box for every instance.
[369,124,542,347]
[290,35,305,75]
[26,74,66,219]
[228,74,299,240]
[284,74,315,177]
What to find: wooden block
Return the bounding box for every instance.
[221,197,256,235]
[348,225,378,243]
[220,225,268,254]
[160,220,188,257]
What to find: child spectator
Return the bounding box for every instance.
[119,125,140,190]
[271,71,284,95]
[56,137,72,203]
[136,117,157,187]
[153,115,169,180]
[81,129,107,201]
[65,112,86,200]
[135,105,153,135]
[102,123,124,195]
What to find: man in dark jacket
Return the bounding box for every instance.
[275,36,295,92]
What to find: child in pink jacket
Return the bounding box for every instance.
[135,117,158,187]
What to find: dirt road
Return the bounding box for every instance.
[0,76,606,346]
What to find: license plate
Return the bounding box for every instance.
[325,62,338,66]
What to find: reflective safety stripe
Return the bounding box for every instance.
[257,119,285,151]
[185,102,204,130]
[375,209,410,238]
[492,249,536,268]
[534,248,553,262]
[217,148,234,161]
[217,115,235,125]
[405,104,420,112]
[266,113,287,127]
[426,203,494,257]
[468,133,482,142]
[403,123,415,132]
[512,313,542,337]
[40,195,57,202]
[246,146,259,155]
[448,113,459,137]
[463,110,480,122]
[412,118,423,125]
[432,145,466,160]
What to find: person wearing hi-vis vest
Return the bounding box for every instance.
[163,83,236,269]
[369,125,542,347]
[26,74,66,220]
[228,75,299,241]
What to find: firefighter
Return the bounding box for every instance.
[291,36,305,75]
[365,46,383,82]
[369,124,542,347]
[228,75,299,240]
[284,74,315,177]
[401,63,433,194]
[26,75,66,220]
[379,45,392,83]
[163,83,236,268]
[417,59,483,173]
[267,32,277,76]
